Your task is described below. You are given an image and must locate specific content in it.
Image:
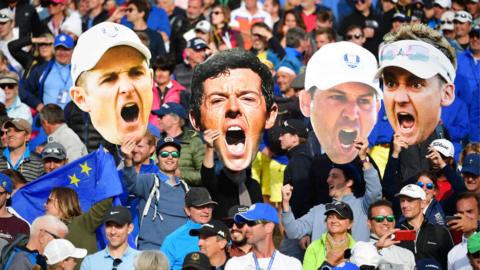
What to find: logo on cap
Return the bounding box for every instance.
[101,25,119,37]
[164,137,174,143]
[344,54,360,68]
[110,211,120,215]
[191,253,200,261]
[2,181,6,188]
[162,103,170,109]
[59,35,66,42]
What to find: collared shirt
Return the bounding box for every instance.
[6,96,33,125]
[448,235,472,270]
[3,147,30,170]
[80,246,140,270]
[43,61,72,108]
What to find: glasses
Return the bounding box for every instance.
[0,190,7,195]
[346,33,362,40]
[112,258,122,270]
[380,43,430,62]
[417,181,435,190]
[440,20,452,24]
[371,215,395,223]
[43,147,64,154]
[224,219,247,229]
[159,151,180,158]
[212,10,222,15]
[325,201,347,212]
[41,229,60,239]
[244,220,267,227]
[470,31,480,39]
[38,42,53,47]
[0,83,16,89]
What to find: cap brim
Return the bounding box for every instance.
[462,167,480,176]
[71,248,87,259]
[324,209,352,219]
[375,60,437,81]
[394,192,423,199]
[191,201,218,207]
[0,78,18,84]
[42,153,66,160]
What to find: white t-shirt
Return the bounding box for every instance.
[225,251,302,270]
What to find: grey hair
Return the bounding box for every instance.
[31,215,68,237]
[134,250,170,270]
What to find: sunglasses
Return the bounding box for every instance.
[470,31,480,39]
[224,219,247,229]
[371,215,395,223]
[41,229,60,239]
[0,190,7,195]
[417,181,435,190]
[243,220,267,227]
[159,151,180,158]
[112,258,122,270]
[0,83,16,89]
[440,20,452,24]
[346,33,362,40]
[38,42,53,47]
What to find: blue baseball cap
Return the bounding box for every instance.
[234,203,279,224]
[152,102,187,119]
[0,173,12,193]
[462,153,480,176]
[332,262,360,270]
[54,33,75,49]
[156,136,181,153]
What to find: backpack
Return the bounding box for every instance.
[0,234,36,270]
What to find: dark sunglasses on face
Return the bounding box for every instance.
[440,20,452,24]
[470,31,480,39]
[417,181,435,190]
[371,215,395,223]
[38,42,53,47]
[224,219,246,229]
[0,83,16,89]
[159,151,180,158]
[112,258,122,270]
[346,33,362,40]
[244,220,267,227]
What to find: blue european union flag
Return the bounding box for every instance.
[11,146,123,224]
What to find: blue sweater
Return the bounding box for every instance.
[161,219,201,270]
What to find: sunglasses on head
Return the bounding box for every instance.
[346,33,362,40]
[112,258,122,270]
[417,181,434,190]
[159,150,180,158]
[371,215,395,223]
[0,83,16,89]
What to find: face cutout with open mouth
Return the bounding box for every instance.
[121,103,140,123]
[397,112,415,132]
[338,129,358,148]
[225,126,246,155]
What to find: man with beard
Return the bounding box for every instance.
[377,24,456,185]
[190,48,277,219]
[223,205,252,257]
[299,41,382,164]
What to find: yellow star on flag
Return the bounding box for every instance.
[80,162,92,176]
[69,174,80,187]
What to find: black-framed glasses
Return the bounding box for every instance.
[112,258,122,270]
[41,229,60,239]
[440,20,452,24]
[225,220,247,229]
[0,83,16,89]
[346,33,362,40]
[470,31,480,39]
[38,42,53,47]
[417,181,434,190]
[371,215,395,223]
[159,151,180,158]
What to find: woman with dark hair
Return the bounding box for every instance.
[209,4,243,51]
[278,9,305,47]
[44,187,112,257]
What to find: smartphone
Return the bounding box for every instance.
[446,215,461,223]
[393,230,416,241]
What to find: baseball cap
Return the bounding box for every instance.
[187,37,209,50]
[280,119,308,138]
[454,11,473,23]
[0,9,13,23]
[51,0,67,4]
[416,258,442,270]
[4,118,32,134]
[468,232,480,254]
[440,11,455,31]
[392,12,407,23]
[189,220,231,241]
[430,139,454,158]
[434,0,451,8]
[195,20,211,33]
[332,262,360,270]
[234,203,279,224]
[152,102,187,119]
[44,239,87,265]
[277,58,301,76]
[54,33,75,49]
[0,71,19,84]
[0,173,12,193]
[71,22,151,85]
[324,201,354,220]
[305,41,382,99]
[462,153,480,176]
[290,71,305,90]
[470,26,480,37]
[156,136,181,153]
[224,205,249,220]
[103,206,132,226]
[182,252,211,270]
[185,187,217,207]
[42,142,67,160]
[395,184,426,200]
[350,242,384,267]
[376,39,456,84]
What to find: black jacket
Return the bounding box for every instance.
[397,218,454,269]
[201,165,263,220]
[81,9,109,32]
[283,143,314,218]
[0,0,44,37]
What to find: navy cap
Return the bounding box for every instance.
[189,220,231,241]
[0,173,12,193]
[156,136,181,153]
[280,119,308,138]
[103,206,131,226]
[462,153,480,176]
[42,142,67,160]
[187,38,209,50]
[234,203,279,224]
[182,252,211,270]
[152,102,187,119]
[54,33,74,49]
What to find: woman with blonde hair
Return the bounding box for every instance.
[44,187,112,258]
[209,4,243,51]
[134,250,170,270]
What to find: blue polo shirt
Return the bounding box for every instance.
[80,246,140,270]
[160,219,201,270]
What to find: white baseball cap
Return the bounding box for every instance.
[71,22,151,84]
[434,0,451,8]
[44,239,87,265]
[431,138,454,158]
[351,242,385,267]
[440,11,455,31]
[304,41,382,98]
[376,39,456,84]
[395,184,426,200]
[454,11,473,23]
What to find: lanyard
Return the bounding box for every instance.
[252,250,276,270]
